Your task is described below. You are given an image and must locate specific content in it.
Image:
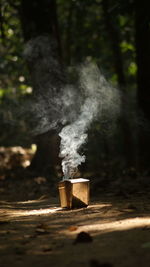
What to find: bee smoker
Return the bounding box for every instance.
[58,178,90,209]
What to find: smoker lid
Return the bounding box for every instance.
[63,178,89,183]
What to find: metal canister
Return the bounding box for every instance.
[58,178,90,209]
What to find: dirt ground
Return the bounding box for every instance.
[0,147,150,267]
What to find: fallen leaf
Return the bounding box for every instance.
[35,223,50,234]
[35,228,49,234]
[42,247,52,252]
[68,225,78,232]
[34,177,46,184]
[37,223,49,230]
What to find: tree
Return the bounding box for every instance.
[19,0,64,175]
[101,0,126,86]
[134,0,150,171]
[1,0,148,177]
[101,0,136,168]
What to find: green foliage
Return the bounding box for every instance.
[0,0,30,97]
[57,0,113,69]
[0,0,137,94]
[0,0,138,149]
[57,0,136,85]
[128,62,137,76]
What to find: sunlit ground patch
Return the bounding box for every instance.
[0,200,150,236]
[0,206,62,220]
[63,217,150,236]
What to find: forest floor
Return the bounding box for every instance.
[0,147,150,267]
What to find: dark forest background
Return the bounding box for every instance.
[0,0,150,183]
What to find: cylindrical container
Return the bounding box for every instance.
[58,178,90,209]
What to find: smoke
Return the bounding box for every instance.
[22,36,120,178]
[59,63,120,179]
[22,36,83,136]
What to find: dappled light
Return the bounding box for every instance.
[0,0,150,266]
[0,206,62,219]
[1,197,150,266]
[64,217,150,236]
[0,145,150,266]
[0,200,111,221]
[1,199,150,232]
[0,198,60,220]
[1,200,150,233]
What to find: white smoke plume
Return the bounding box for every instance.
[22,36,120,178]
[59,62,120,179]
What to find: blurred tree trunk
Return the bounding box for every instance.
[135,0,150,171]
[0,2,5,42]
[20,0,62,59]
[101,0,125,86]
[101,0,135,168]
[65,2,74,65]
[19,0,63,176]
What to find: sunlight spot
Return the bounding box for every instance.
[23,207,62,215]
[18,76,25,82]
[11,146,25,154]
[7,28,14,36]
[65,217,150,235]
[31,144,37,153]
[0,207,62,220]
[12,56,18,62]
[16,199,47,204]
[22,160,30,167]
[26,86,33,94]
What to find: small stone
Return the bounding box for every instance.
[73,231,93,244]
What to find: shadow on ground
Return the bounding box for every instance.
[0,195,150,267]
